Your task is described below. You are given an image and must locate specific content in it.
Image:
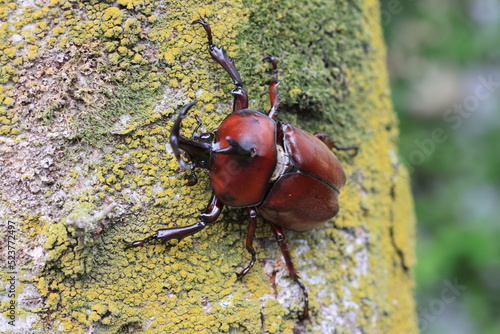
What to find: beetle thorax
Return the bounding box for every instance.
[208,109,278,207]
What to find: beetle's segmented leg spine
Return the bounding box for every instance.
[192,18,249,112]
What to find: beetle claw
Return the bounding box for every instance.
[263,55,278,69]
[122,238,144,248]
[192,17,208,27]
[192,18,213,45]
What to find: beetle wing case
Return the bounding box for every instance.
[259,123,346,231]
[210,109,277,207]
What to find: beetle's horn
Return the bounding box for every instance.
[214,136,256,161]
[170,101,197,169]
[170,101,212,170]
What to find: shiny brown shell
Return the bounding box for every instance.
[209,109,277,207]
[258,123,346,231]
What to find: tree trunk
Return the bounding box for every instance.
[1,1,417,333]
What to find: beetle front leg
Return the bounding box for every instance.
[123,195,223,248]
[192,18,249,112]
[263,55,280,119]
[237,207,258,280]
[185,165,199,187]
[270,223,309,320]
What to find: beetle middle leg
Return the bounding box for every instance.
[123,195,223,248]
[270,223,309,320]
[237,207,258,280]
[192,18,248,112]
[314,132,359,153]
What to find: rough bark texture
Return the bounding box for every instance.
[1,0,417,333]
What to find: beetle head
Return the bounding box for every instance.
[170,102,259,173]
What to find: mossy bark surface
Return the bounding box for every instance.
[1,0,417,333]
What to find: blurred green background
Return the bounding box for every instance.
[380,0,500,333]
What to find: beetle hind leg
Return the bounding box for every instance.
[270,223,309,320]
[192,18,248,112]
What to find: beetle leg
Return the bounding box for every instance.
[270,224,309,320]
[263,55,280,119]
[314,132,359,154]
[123,195,223,248]
[237,207,258,280]
[192,18,249,112]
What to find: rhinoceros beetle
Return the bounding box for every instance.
[124,19,358,320]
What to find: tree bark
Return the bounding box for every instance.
[1,1,417,333]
